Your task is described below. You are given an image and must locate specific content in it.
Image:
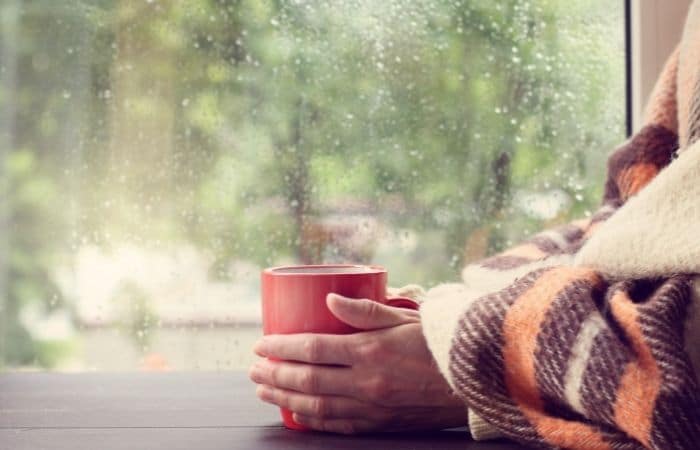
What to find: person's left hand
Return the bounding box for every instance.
[249,293,466,434]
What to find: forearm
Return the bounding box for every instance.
[421,266,700,449]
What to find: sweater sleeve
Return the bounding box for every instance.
[436,267,700,448]
[419,47,690,447]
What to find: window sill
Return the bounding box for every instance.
[0,371,523,450]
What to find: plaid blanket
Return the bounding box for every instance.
[419,3,700,448]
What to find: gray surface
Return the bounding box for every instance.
[0,372,525,450]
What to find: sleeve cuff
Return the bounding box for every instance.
[386,284,427,303]
[468,409,506,441]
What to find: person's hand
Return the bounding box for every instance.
[249,293,466,434]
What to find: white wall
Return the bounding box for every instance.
[632,0,692,131]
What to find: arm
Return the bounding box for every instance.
[250,294,467,434]
[249,31,687,446]
[420,47,697,449]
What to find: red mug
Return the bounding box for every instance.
[260,264,419,430]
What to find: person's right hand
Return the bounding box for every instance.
[249,294,467,434]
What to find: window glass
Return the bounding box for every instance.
[0,0,624,371]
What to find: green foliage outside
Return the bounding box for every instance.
[0,0,624,369]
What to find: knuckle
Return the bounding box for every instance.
[311,397,328,418]
[269,363,281,384]
[374,408,394,425]
[338,421,356,435]
[266,387,279,404]
[272,391,283,407]
[300,368,319,393]
[304,337,322,362]
[365,299,380,317]
[358,339,383,362]
[365,376,391,400]
[342,336,362,363]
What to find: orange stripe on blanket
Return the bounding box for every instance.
[610,290,660,448]
[571,218,592,230]
[583,220,604,239]
[616,163,658,200]
[502,267,611,449]
[502,243,547,260]
[643,46,678,133]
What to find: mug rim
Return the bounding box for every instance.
[263,264,386,276]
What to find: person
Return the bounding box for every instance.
[250,3,700,448]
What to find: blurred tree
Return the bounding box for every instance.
[2,151,66,367]
[0,0,624,368]
[0,0,18,368]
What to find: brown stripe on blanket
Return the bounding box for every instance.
[482,227,584,269]
[479,255,535,270]
[679,20,700,147]
[578,327,632,426]
[450,269,546,446]
[603,124,677,202]
[533,279,603,407]
[545,223,589,254]
[581,336,646,449]
[528,235,565,255]
[558,223,586,245]
[635,277,700,449]
[686,74,700,147]
[589,204,619,225]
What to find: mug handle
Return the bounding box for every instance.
[385,296,420,310]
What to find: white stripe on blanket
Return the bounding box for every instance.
[563,313,606,415]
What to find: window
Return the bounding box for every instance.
[0,0,625,371]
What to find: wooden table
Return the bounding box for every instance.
[0,372,525,449]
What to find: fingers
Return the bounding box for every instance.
[255,384,375,421]
[249,359,357,397]
[253,295,420,363]
[327,294,419,330]
[254,333,356,365]
[292,413,376,434]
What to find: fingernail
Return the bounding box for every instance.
[328,293,349,303]
[248,364,261,381]
[256,384,271,400]
[254,338,267,355]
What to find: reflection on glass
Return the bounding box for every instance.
[0,0,624,371]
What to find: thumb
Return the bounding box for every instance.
[326,293,413,330]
